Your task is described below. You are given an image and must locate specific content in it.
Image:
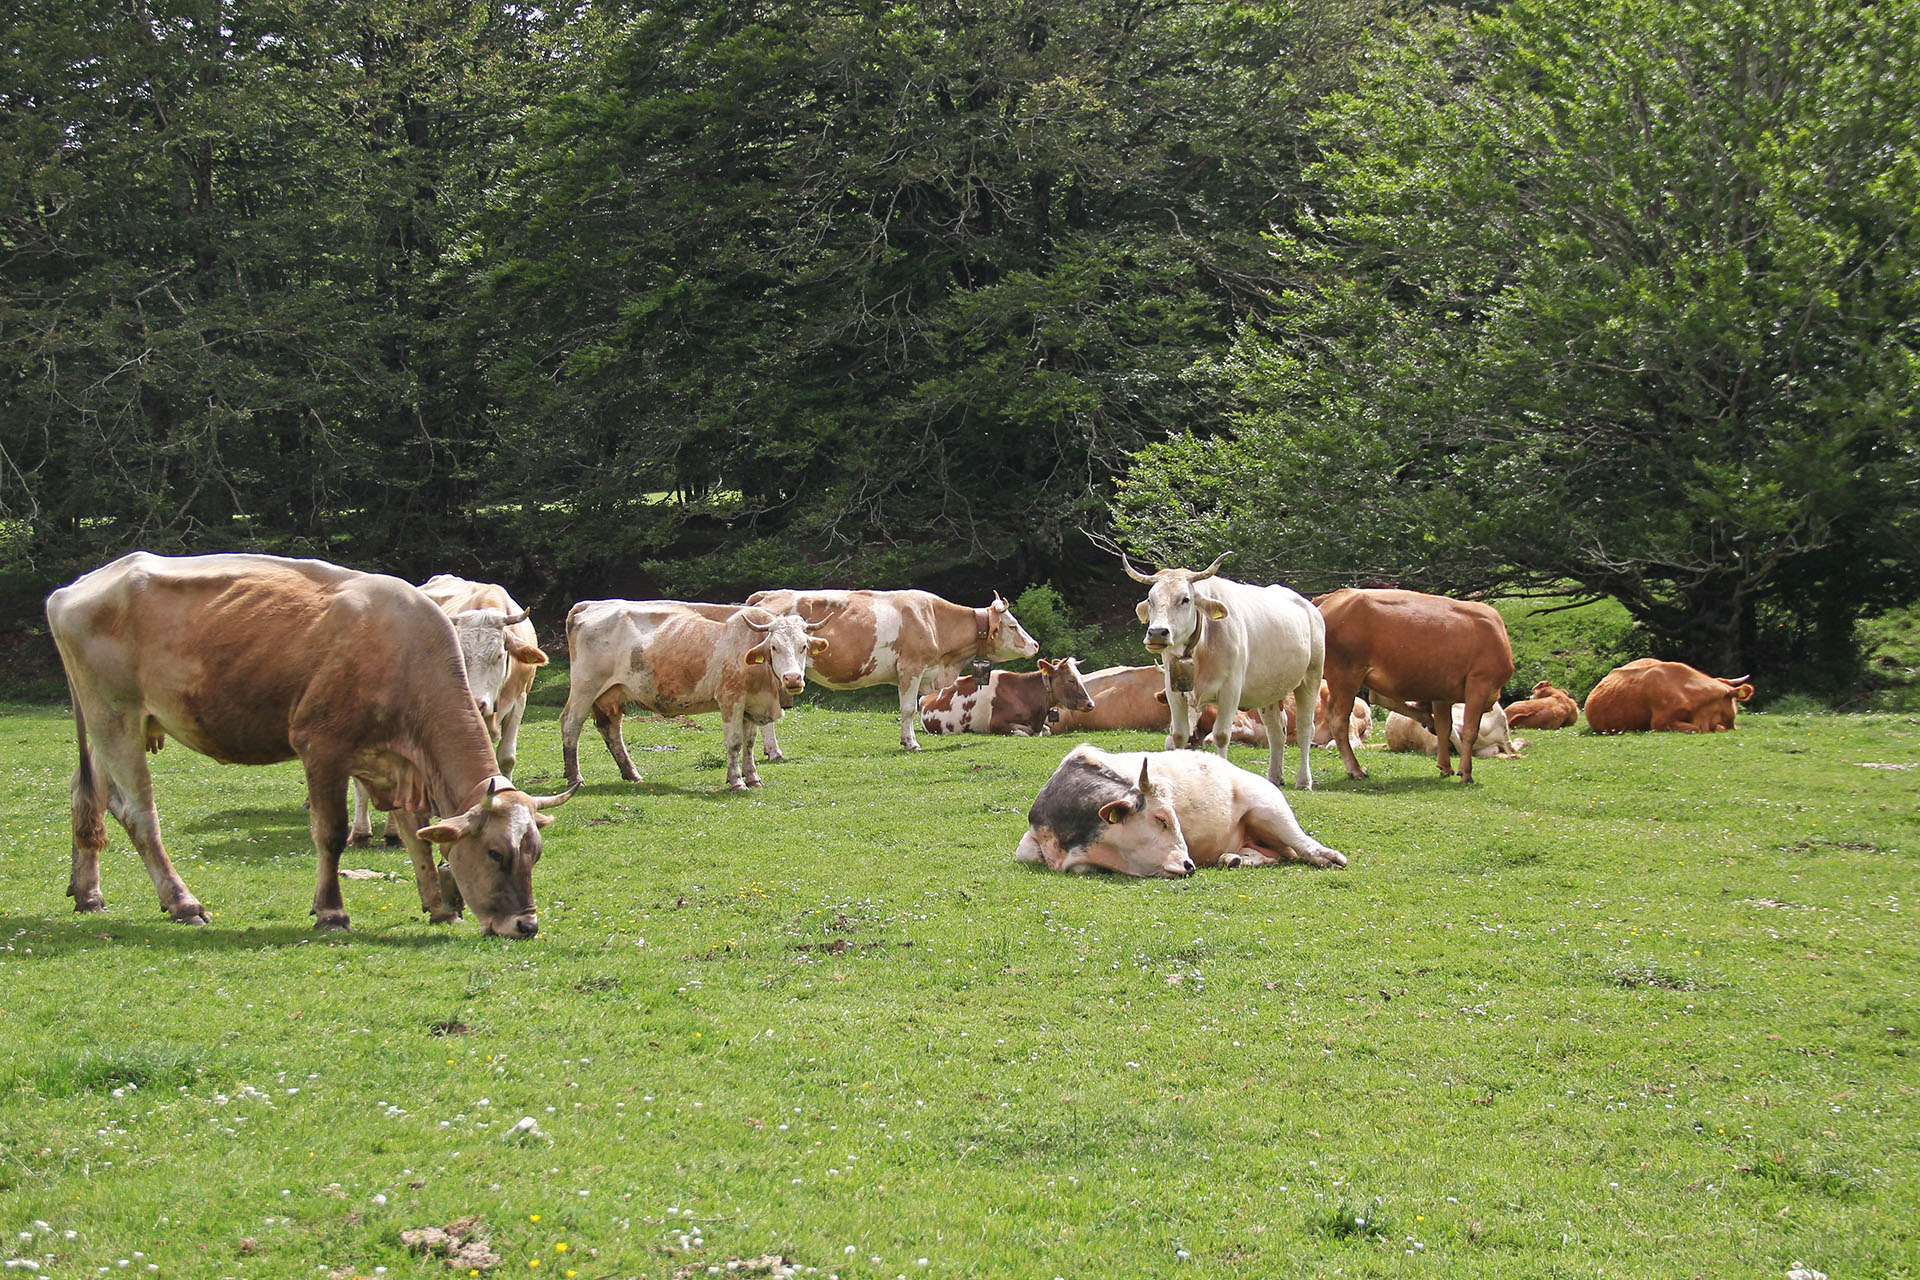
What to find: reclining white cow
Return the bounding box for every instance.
[1384,702,1526,759]
[1016,744,1348,878]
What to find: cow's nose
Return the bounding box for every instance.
[1180,858,1196,875]
[514,916,539,937]
[783,674,805,689]
[1146,626,1170,644]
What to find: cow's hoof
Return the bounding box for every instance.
[348,833,372,849]
[902,742,922,752]
[1316,848,1349,868]
[428,908,461,925]
[383,833,402,847]
[69,890,106,913]
[313,911,350,932]
[620,769,643,783]
[168,903,210,925]
[764,751,787,763]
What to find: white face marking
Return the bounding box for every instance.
[453,609,513,711]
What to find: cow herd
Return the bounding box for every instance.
[42,550,1758,935]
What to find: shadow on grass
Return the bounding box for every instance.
[0,911,519,960]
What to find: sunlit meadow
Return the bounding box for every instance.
[1,683,1914,1279]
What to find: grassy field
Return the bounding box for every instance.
[0,688,1915,1280]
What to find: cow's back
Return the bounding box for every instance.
[1193,580,1323,705]
[48,552,457,766]
[1048,666,1166,733]
[1318,588,1514,703]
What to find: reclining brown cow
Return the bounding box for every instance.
[1584,660,1754,733]
[1503,681,1581,730]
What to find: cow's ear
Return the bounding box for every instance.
[744,642,770,666]
[1037,658,1058,675]
[506,637,548,666]
[1098,796,1137,824]
[1205,601,1230,621]
[416,814,478,845]
[1731,683,1754,702]
[1135,601,1151,624]
[1154,689,1169,705]
[807,636,830,657]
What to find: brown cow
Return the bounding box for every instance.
[744,588,1039,751]
[1504,681,1581,730]
[918,658,1095,736]
[1584,659,1754,733]
[1042,666,1262,744]
[1316,588,1516,783]
[45,552,574,937]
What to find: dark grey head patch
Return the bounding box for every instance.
[1026,752,1141,858]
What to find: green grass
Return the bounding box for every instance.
[1,692,1916,1279]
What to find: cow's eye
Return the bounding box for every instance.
[489,848,509,867]
[1155,814,1172,830]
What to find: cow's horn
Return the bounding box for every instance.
[743,613,776,633]
[526,782,581,811]
[1193,552,1231,580]
[1136,758,1150,793]
[1120,553,1157,584]
[502,609,530,626]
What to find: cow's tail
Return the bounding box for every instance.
[66,678,109,861]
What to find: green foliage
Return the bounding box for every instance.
[1496,594,1641,702]
[1114,0,1920,680]
[1007,584,1100,665]
[1857,603,1920,711]
[1,698,1916,1274]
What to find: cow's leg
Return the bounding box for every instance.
[1237,792,1347,869]
[724,708,760,789]
[494,698,527,778]
[1260,699,1296,790]
[395,811,459,924]
[1164,679,1195,752]
[1324,678,1369,780]
[896,673,925,751]
[591,691,644,781]
[559,685,592,786]
[349,779,375,847]
[1431,700,1456,778]
[1457,680,1500,781]
[1203,679,1240,761]
[65,709,111,913]
[303,757,355,931]
[83,710,208,923]
[759,721,786,763]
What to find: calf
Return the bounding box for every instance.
[1384,703,1525,758]
[919,658,1096,736]
[1016,744,1347,878]
[561,601,826,789]
[1504,681,1580,730]
[1584,660,1754,733]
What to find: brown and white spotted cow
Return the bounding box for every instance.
[744,588,1039,751]
[560,600,827,789]
[45,552,575,937]
[1015,744,1347,878]
[918,658,1096,736]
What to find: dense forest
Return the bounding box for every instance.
[3,0,1916,686]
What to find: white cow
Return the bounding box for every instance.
[1124,552,1326,789]
[1384,702,1526,758]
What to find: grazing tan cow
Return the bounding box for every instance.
[1504,681,1581,730]
[1584,660,1754,733]
[918,658,1096,736]
[352,574,549,846]
[1384,702,1526,758]
[744,589,1039,751]
[1015,744,1347,878]
[1124,553,1326,789]
[1316,588,1515,783]
[560,601,827,789]
[45,552,575,937]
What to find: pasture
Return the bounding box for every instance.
[0,689,1914,1279]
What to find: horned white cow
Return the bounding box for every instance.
[744,589,1039,751]
[1016,744,1347,878]
[560,601,826,789]
[1124,553,1325,789]
[45,552,574,937]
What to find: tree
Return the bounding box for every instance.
[1114,0,1920,681]
[474,0,1377,594]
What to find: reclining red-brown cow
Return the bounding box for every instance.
[1503,681,1581,730]
[46,552,574,937]
[1316,587,1516,784]
[1584,660,1754,733]
[919,658,1095,736]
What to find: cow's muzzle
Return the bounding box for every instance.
[484,912,539,939]
[1143,627,1171,651]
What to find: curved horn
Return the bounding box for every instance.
[803,613,832,632]
[1136,758,1150,793]
[501,609,530,627]
[1121,552,1157,584]
[1192,552,1231,581]
[743,613,776,633]
[526,781,581,811]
